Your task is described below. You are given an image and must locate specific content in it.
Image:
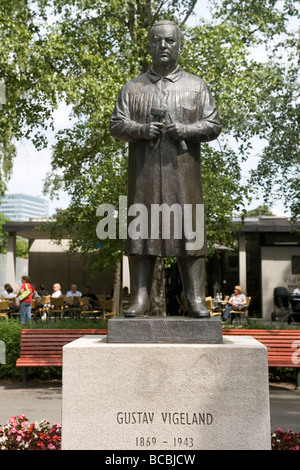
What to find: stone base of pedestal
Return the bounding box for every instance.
[107,316,222,344]
[62,335,271,450]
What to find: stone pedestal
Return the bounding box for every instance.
[62,335,271,450]
[107,316,222,344]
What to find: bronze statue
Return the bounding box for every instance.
[109,21,221,318]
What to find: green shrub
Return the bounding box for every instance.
[0,320,23,379]
[0,317,108,380]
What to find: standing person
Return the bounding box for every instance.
[109,20,221,318]
[222,286,246,321]
[18,276,35,324]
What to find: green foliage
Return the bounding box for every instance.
[0,212,8,254]
[1,0,299,272]
[16,237,29,259]
[246,205,275,217]
[0,317,108,380]
[0,320,23,379]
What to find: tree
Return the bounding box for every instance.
[0,1,298,310]
[0,212,8,254]
[245,205,275,217]
[212,1,299,220]
[0,0,60,195]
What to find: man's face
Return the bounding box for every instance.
[149,24,182,69]
[71,284,77,292]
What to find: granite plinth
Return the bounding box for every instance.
[62,335,271,450]
[107,316,222,344]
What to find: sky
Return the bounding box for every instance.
[7,103,74,216]
[5,0,291,217]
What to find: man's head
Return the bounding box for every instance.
[148,21,183,73]
[70,284,77,292]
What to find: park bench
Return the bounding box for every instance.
[16,329,107,385]
[16,327,300,388]
[223,329,300,389]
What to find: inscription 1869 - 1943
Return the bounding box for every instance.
[116,411,213,425]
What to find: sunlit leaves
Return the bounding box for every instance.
[1,0,299,272]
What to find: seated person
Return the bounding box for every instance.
[292,281,300,297]
[290,281,300,314]
[222,285,246,321]
[122,286,130,298]
[32,286,41,300]
[37,284,50,297]
[81,286,99,309]
[52,283,62,298]
[2,284,19,311]
[66,284,82,298]
[1,283,18,300]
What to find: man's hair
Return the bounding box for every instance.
[148,20,183,43]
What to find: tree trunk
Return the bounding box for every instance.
[150,257,166,316]
[112,260,121,315]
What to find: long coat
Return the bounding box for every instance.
[109,66,222,257]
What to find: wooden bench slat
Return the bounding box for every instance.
[17,329,107,361]
[223,329,300,369]
[17,329,108,384]
[17,327,300,389]
[17,359,62,366]
[20,329,107,334]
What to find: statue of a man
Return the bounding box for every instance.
[109,20,221,318]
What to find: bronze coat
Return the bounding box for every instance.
[109,67,222,257]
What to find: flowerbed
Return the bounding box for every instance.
[0,415,61,450]
[271,428,300,450]
[1,416,299,450]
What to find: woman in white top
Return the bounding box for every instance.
[293,281,300,296]
[222,285,246,320]
[52,283,62,298]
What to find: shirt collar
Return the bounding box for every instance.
[147,66,183,83]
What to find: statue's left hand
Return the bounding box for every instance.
[166,122,194,140]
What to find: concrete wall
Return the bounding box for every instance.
[28,239,114,296]
[0,253,28,292]
[261,246,300,319]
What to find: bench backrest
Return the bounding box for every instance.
[19,329,107,358]
[223,329,300,367]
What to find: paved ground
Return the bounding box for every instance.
[0,380,299,433]
[0,380,62,425]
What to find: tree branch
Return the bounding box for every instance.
[180,0,198,26]
[151,0,169,27]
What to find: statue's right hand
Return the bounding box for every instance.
[140,122,163,139]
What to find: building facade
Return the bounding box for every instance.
[2,216,299,320]
[218,217,300,319]
[0,193,49,222]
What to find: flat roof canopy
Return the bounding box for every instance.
[2,216,299,240]
[2,220,71,240]
[232,216,299,233]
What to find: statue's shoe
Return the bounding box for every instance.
[187,302,210,318]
